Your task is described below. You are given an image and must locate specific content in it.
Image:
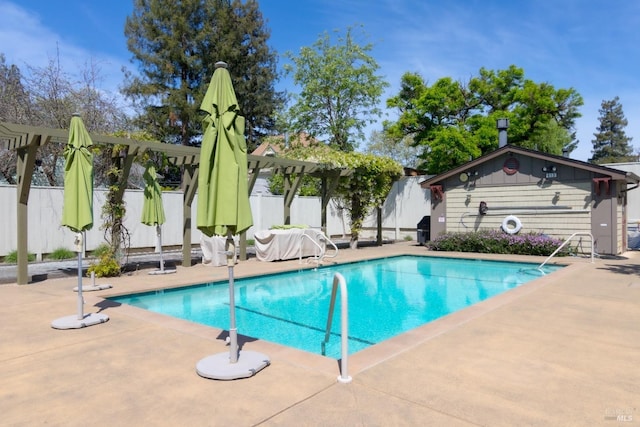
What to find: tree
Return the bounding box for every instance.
[0,52,126,186]
[283,26,388,151]
[0,54,31,184]
[123,0,282,151]
[590,96,635,164]
[364,130,421,169]
[385,65,583,174]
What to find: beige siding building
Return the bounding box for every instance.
[420,145,640,255]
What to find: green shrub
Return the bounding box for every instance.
[48,247,76,260]
[404,235,413,241]
[87,249,121,278]
[427,230,573,257]
[91,243,112,258]
[3,250,36,264]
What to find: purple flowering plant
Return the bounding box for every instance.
[426,229,572,256]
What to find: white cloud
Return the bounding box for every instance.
[0,1,126,94]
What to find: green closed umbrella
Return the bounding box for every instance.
[52,114,108,329]
[141,163,173,274]
[195,62,269,380]
[61,115,94,233]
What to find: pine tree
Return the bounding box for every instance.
[591,96,635,164]
[123,0,282,149]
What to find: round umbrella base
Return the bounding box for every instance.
[196,350,270,380]
[148,269,176,275]
[51,313,109,329]
[73,284,112,292]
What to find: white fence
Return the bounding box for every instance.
[0,177,430,257]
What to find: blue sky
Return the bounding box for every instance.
[1,0,639,162]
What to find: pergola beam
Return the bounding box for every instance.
[1,122,349,284]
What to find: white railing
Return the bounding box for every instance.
[538,232,595,269]
[321,273,352,383]
[298,230,339,265]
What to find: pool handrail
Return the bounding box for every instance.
[538,232,594,269]
[298,229,338,265]
[321,272,352,383]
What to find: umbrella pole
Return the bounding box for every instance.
[157,224,164,273]
[76,233,84,320]
[226,231,239,363]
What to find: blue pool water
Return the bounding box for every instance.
[109,255,561,359]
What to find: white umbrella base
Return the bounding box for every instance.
[73,284,112,292]
[196,350,270,380]
[148,269,176,275]
[51,313,109,329]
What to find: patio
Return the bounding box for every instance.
[0,241,638,425]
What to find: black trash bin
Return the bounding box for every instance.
[417,216,430,245]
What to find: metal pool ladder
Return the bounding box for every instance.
[299,230,339,265]
[321,272,352,383]
[538,232,595,269]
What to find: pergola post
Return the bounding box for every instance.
[16,136,40,284]
[182,165,198,267]
[320,172,342,237]
[282,166,305,225]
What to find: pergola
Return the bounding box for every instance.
[0,122,351,285]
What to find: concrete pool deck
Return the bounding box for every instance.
[0,241,638,426]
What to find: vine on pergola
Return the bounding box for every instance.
[280,145,403,248]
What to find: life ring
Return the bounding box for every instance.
[501,215,522,234]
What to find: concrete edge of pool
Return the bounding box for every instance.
[2,241,638,426]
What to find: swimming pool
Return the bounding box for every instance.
[109,255,561,359]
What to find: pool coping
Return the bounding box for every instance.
[98,250,575,379]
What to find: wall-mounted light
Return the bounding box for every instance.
[459,171,478,183]
[466,194,472,203]
[542,165,557,179]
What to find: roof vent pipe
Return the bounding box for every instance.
[497,119,509,147]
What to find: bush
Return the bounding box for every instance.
[3,250,36,264]
[91,243,112,258]
[48,247,76,260]
[87,247,121,278]
[426,230,573,257]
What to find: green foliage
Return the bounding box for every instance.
[88,244,121,278]
[283,26,388,151]
[3,250,36,264]
[364,131,421,168]
[385,65,583,174]
[281,145,403,245]
[100,148,130,258]
[91,243,112,258]
[590,96,635,164]
[427,230,573,256]
[87,250,121,278]
[123,0,282,150]
[268,172,321,196]
[48,247,76,260]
